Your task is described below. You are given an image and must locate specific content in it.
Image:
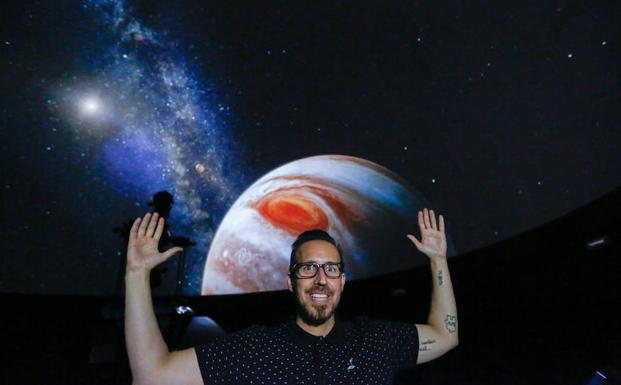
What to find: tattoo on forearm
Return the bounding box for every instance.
[437,270,444,286]
[419,339,436,352]
[444,315,457,334]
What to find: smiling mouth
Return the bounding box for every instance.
[309,293,330,303]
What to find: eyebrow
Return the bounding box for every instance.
[296,260,341,265]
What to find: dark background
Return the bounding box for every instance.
[1,1,620,382]
[1,185,619,384]
[1,0,619,296]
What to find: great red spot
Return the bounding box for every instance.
[256,193,328,234]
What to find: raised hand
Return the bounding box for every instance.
[126,212,183,273]
[407,208,447,260]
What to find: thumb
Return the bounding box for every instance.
[406,234,423,250]
[161,247,183,262]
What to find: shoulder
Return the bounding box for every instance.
[351,317,419,351]
[195,323,288,371]
[348,317,420,366]
[354,317,419,336]
[195,324,275,354]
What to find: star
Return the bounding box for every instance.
[82,97,100,113]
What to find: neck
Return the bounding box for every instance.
[296,315,336,337]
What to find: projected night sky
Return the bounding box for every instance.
[1,1,619,295]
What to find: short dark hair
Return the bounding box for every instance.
[289,229,344,271]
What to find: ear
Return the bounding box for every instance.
[287,274,293,292]
[340,274,346,291]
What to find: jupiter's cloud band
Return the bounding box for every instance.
[201,155,455,295]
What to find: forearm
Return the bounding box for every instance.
[426,259,458,344]
[125,268,170,384]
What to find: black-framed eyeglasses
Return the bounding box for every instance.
[290,262,345,279]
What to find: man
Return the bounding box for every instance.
[125,208,458,385]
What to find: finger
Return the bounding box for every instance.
[423,208,431,229]
[439,215,445,233]
[407,234,423,250]
[161,247,183,262]
[418,210,426,230]
[146,212,159,237]
[138,213,151,236]
[430,209,437,230]
[129,217,141,239]
[153,217,165,240]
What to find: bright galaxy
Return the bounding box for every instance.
[2,0,619,296]
[49,0,244,292]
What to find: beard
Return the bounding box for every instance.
[294,287,340,326]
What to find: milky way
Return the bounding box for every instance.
[2,0,618,296]
[50,0,244,292]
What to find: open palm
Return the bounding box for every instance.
[407,208,447,260]
[127,213,182,272]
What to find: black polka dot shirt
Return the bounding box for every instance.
[195,318,419,385]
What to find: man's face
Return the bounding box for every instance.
[287,240,346,326]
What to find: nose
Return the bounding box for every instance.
[314,266,327,285]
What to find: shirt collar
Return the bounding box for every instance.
[287,317,349,346]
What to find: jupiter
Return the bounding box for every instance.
[201,155,452,295]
